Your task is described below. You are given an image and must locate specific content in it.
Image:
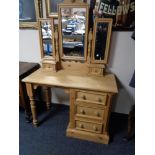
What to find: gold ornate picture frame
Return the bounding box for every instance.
[46,0,87,18]
[19,0,41,29]
[46,0,64,17]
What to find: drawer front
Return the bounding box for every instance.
[76,106,104,119]
[76,100,105,109]
[76,121,103,134]
[76,91,107,105]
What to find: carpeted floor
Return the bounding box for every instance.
[19,104,135,155]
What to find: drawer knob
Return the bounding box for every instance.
[96,112,100,117]
[93,126,98,131]
[82,95,86,100]
[80,109,85,115]
[98,98,102,102]
[79,124,84,129]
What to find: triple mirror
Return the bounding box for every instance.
[39,1,112,66]
[92,18,113,64]
[58,3,89,60]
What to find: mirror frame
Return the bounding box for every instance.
[38,18,55,59]
[91,18,113,64]
[58,2,89,61]
[19,0,41,29]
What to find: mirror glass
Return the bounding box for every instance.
[40,21,53,56]
[92,18,112,64]
[94,22,108,60]
[61,8,86,57]
[19,0,36,22]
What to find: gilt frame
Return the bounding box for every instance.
[46,0,88,18]
[19,0,40,29]
[46,0,64,18]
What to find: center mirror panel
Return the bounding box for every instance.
[58,3,89,61]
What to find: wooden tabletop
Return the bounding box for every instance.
[22,68,118,93]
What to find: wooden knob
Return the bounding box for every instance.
[93,126,98,131]
[96,111,100,117]
[80,109,85,115]
[98,98,102,102]
[82,95,86,100]
[95,69,98,73]
[79,124,84,128]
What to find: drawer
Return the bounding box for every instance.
[76,91,107,105]
[76,121,103,134]
[76,106,104,119]
[76,100,105,109]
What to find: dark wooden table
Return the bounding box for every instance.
[19,61,40,122]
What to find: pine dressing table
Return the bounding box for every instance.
[22,0,118,144]
[23,65,118,144]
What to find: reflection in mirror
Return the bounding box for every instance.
[39,20,53,57]
[92,18,112,64]
[94,22,108,60]
[61,8,86,58]
[41,21,52,56]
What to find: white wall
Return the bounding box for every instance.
[19,30,135,114]
[19,30,41,63]
[108,32,135,114]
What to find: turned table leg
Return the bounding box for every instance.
[124,105,135,141]
[44,87,51,110]
[26,83,38,127]
[19,81,31,122]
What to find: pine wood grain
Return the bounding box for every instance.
[22,68,118,93]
